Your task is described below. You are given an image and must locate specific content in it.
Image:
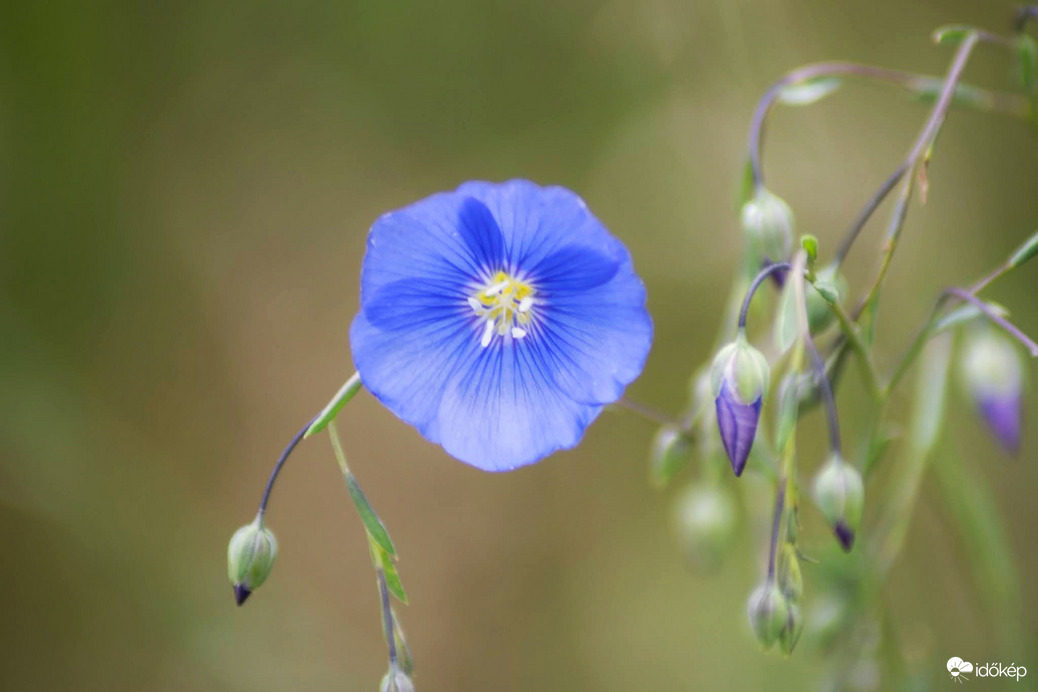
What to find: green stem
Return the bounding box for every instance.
[306,371,363,438]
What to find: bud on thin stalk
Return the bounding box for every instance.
[812,453,864,551]
[227,515,279,605]
[960,328,1025,454]
[711,333,770,476]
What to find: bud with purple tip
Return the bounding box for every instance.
[741,188,794,268]
[813,453,864,551]
[960,328,1025,454]
[747,582,789,649]
[227,516,278,605]
[711,334,770,476]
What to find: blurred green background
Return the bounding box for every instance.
[1,0,1037,690]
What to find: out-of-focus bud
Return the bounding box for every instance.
[812,454,864,552]
[747,582,790,650]
[673,484,737,571]
[778,602,804,656]
[805,593,848,649]
[649,425,693,488]
[805,264,848,333]
[776,543,803,602]
[381,668,415,692]
[711,335,770,476]
[741,188,794,267]
[960,328,1025,454]
[227,516,278,606]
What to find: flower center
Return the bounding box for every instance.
[468,270,536,347]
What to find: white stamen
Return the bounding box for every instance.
[518,296,534,313]
[480,320,495,348]
[467,296,482,312]
[483,281,509,297]
[511,327,527,339]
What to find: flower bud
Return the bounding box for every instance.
[227,516,278,605]
[776,543,803,602]
[747,582,790,650]
[960,328,1024,453]
[673,484,737,571]
[741,188,794,266]
[812,454,864,552]
[381,668,415,692]
[805,264,847,333]
[778,602,804,656]
[649,425,693,488]
[711,335,770,476]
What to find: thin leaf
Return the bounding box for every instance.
[377,544,409,603]
[933,302,1008,333]
[777,77,842,106]
[346,471,397,558]
[306,372,363,438]
[932,25,973,45]
[736,157,756,210]
[1009,230,1038,269]
[773,281,799,353]
[1016,35,1038,91]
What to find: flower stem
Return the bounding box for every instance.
[738,261,791,330]
[377,567,399,668]
[746,60,1028,188]
[257,417,316,518]
[945,288,1038,355]
[617,396,688,432]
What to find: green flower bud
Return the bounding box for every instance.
[747,582,790,650]
[673,484,737,571]
[776,543,803,602]
[649,425,693,488]
[812,454,864,551]
[710,335,770,404]
[227,516,278,605]
[381,668,415,692]
[805,264,847,333]
[741,188,794,264]
[778,602,804,656]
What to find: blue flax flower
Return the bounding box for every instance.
[350,180,653,471]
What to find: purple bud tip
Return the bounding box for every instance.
[715,381,762,477]
[978,394,1021,455]
[762,259,788,288]
[233,583,252,606]
[834,521,855,552]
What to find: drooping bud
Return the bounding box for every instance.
[747,582,790,650]
[711,334,770,476]
[649,425,693,488]
[380,668,415,692]
[741,188,794,268]
[227,516,278,605]
[776,543,803,602]
[777,602,804,656]
[960,328,1025,454]
[673,484,737,571]
[812,454,864,552]
[805,264,848,333]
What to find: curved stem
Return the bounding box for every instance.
[738,261,792,329]
[617,396,688,431]
[1014,6,1038,33]
[946,288,1038,355]
[747,61,1028,188]
[257,417,316,518]
[834,164,908,265]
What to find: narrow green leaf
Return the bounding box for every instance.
[378,546,408,604]
[933,302,1008,333]
[306,372,363,438]
[932,25,973,45]
[1008,230,1038,269]
[910,79,990,110]
[392,610,415,674]
[736,157,756,210]
[1017,35,1038,91]
[345,471,397,558]
[777,77,842,106]
[908,334,952,453]
[773,281,799,353]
